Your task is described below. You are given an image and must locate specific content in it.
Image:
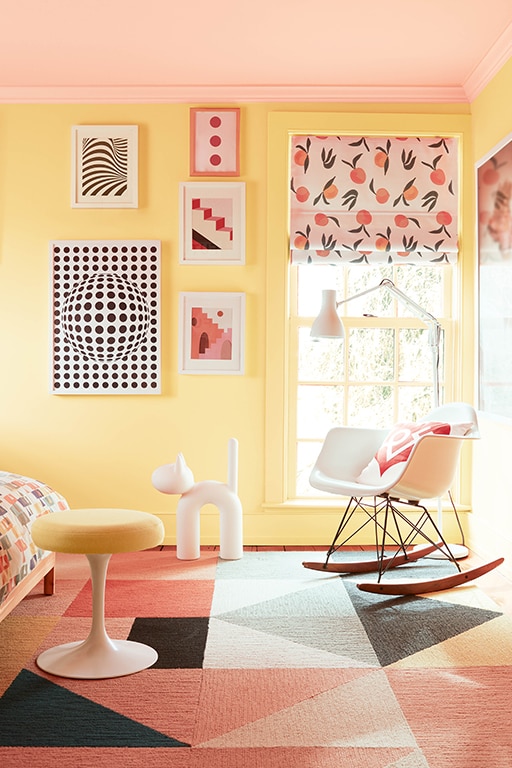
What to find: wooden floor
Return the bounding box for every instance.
[159,544,512,616]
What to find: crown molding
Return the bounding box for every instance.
[463,22,512,101]
[0,83,470,105]
[3,32,510,107]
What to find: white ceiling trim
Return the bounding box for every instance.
[463,21,512,101]
[0,83,470,105]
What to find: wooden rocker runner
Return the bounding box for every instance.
[302,403,504,596]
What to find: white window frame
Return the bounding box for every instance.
[264,111,474,513]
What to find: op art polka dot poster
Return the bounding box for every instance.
[50,240,161,394]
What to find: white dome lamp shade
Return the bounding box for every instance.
[310,289,344,340]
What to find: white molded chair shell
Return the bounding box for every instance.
[304,402,506,595]
[309,426,389,496]
[391,402,479,501]
[389,433,468,501]
[309,402,479,503]
[419,402,480,438]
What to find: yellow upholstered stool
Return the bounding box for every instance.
[31,508,164,680]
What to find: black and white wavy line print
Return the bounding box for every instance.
[81,137,129,197]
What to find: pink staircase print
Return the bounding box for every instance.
[191,197,234,250]
[191,306,233,361]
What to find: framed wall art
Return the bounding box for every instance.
[190,107,240,176]
[179,181,245,265]
[476,131,512,420]
[178,292,245,375]
[71,125,138,208]
[50,240,160,394]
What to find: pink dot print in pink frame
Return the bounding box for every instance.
[190,108,240,177]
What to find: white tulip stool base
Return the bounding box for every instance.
[36,553,158,679]
[36,637,158,680]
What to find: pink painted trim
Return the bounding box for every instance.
[0,84,470,104]
[463,22,512,101]
[0,16,509,111]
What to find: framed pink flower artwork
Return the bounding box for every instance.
[190,108,240,177]
[476,131,512,419]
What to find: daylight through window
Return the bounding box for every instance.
[289,262,454,497]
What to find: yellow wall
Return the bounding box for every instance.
[0,98,491,546]
[468,57,512,576]
[0,104,267,542]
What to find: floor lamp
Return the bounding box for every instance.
[310,278,468,559]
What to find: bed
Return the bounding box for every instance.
[0,471,69,622]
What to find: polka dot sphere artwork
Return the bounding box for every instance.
[62,274,149,361]
[51,241,160,394]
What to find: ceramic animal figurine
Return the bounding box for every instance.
[151,438,243,560]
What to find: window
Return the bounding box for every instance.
[288,262,454,497]
[264,111,470,512]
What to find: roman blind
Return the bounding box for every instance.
[290,135,459,265]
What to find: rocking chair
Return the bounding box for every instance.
[303,402,504,594]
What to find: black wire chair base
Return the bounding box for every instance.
[323,493,463,582]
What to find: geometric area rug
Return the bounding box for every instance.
[2,548,512,767]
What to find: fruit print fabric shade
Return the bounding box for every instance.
[290,135,459,265]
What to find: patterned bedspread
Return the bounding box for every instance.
[0,472,69,606]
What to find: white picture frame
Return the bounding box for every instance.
[179,292,245,375]
[71,125,138,208]
[179,182,245,264]
[50,239,160,394]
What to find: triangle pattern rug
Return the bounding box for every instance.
[1,548,512,768]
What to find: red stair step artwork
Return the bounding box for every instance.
[192,197,234,250]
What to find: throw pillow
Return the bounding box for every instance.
[356,421,472,486]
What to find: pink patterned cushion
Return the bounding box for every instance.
[356,421,472,486]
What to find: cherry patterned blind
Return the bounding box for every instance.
[290,135,459,265]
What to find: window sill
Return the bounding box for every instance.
[262,499,471,514]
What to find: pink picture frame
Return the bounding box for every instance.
[190,108,240,177]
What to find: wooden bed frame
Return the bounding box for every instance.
[0,552,55,623]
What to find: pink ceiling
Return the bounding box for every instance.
[2,0,512,103]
